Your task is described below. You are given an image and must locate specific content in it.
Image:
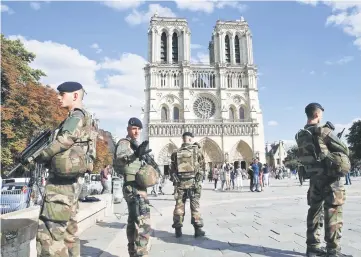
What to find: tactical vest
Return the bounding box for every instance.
[176,144,199,179]
[52,108,94,178]
[295,126,324,176]
[113,138,141,183]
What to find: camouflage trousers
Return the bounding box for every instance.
[172,184,204,229]
[123,184,151,257]
[36,179,81,257]
[306,174,345,251]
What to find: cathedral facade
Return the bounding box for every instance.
[142,14,265,173]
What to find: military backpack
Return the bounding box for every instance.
[176,145,199,179]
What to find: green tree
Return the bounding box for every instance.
[346,120,361,168]
[284,145,299,170]
[1,35,67,173]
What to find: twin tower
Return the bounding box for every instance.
[142,14,265,171]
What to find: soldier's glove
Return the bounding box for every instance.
[134,140,152,158]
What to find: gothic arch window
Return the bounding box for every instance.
[172,32,178,63]
[229,107,235,121]
[161,72,166,87]
[173,73,179,87]
[173,106,180,121]
[237,74,242,88]
[235,35,240,64]
[225,35,231,63]
[227,74,232,88]
[161,106,168,121]
[239,106,245,120]
[161,32,167,63]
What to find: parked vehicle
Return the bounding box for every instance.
[1,179,34,214]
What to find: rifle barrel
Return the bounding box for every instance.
[4,163,22,178]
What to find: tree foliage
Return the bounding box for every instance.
[93,138,113,173]
[1,35,68,173]
[346,120,361,168]
[1,35,115,175]
[284,145,299,170]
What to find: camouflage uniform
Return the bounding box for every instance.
[36,108,93,257]
[170,143,205,237]
[113,136,151,257]
[296,123,349,256]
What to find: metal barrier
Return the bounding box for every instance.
[0,188,33,215]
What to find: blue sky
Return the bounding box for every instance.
[1,1,360,145]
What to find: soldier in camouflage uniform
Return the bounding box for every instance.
[170,132,206,238]
[35,82,95,257]
[113,118,151,257]
[295,103,352,257]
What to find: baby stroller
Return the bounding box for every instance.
[151,175,165,196]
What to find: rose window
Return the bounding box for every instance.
[193,96,216,119]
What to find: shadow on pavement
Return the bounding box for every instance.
[95,220,127,229]
[81,240,118,257]
[152,229,306,257]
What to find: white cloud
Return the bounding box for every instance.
[8,35,146,137]
[30,2,41,10]
[1,4,14,14]
[125,4,176,25]
[325,56,354,65]
[90,43,103,54]
[102,0,144,11]
[173,0,248,13]
[299,1,361,50]
[309,70,315,75]
[191,52,210,64]
[190,44,203,49]
[268,120,279,126]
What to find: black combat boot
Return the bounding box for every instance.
[194,227,205,238]
[175,227,182,238]
[306,246,327,257]
[326,248,353,257]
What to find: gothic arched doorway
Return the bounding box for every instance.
[197,137,223,170]
[230,140,253,169]
[157,143,178,175]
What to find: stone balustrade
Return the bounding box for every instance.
[148,122,258,137]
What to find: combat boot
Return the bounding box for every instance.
[175,227,182,238]
[306,246,327,257]
[326,248,353,257]
[194,227,205,238]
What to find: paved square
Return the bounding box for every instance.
[80,176,361,257]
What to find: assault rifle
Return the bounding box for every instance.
[325,121,345,139]
[129,139,161,176]
[337,128,345,139]
[4,129,53,178]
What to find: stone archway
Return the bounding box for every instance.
[229,140,253,165]
[157,143,178,165]
[197,137,223,169]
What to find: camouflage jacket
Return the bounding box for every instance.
[38,108,92,164]
[296,123,349,173]
[170,143,205,188]
[113,136,142,182]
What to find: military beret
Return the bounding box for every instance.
[57,82,83,93]
[182,132,194,138]
[305,103,324,113]
[128,117,143,129]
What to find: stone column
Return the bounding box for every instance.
[230,34,235,65]
[178,33,182,62]
[219,32,224,63]
[246,32,253,65]
[214,33,219,63]
[242,34,248,65]
[168,33,172,64]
